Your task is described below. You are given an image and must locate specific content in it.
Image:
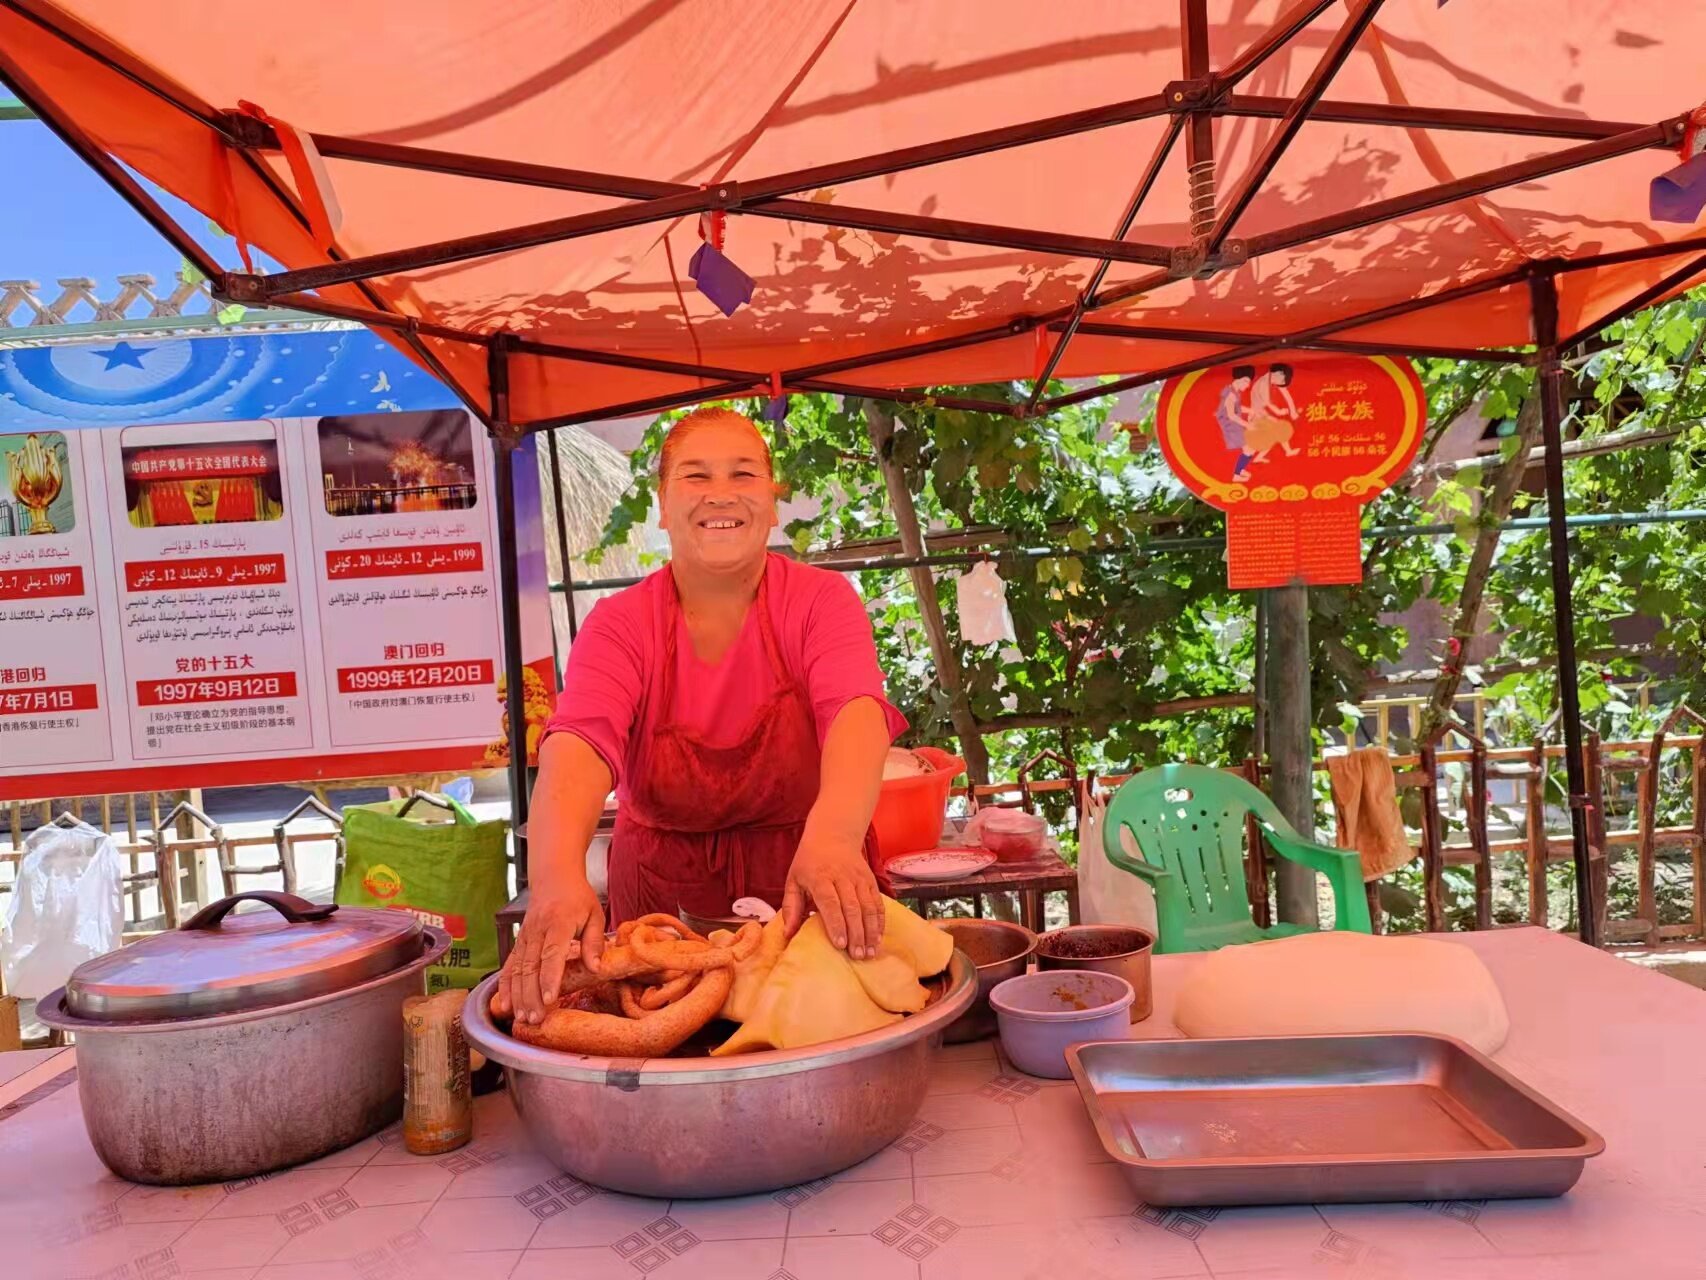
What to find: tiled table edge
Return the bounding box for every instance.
[0,1047,76,1122]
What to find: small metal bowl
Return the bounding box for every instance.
[933,918,1038,1043]
[1035,925,1155,1022]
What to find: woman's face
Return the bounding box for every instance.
[658,420,778,576]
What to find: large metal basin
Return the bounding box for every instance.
[462,950,976,1198]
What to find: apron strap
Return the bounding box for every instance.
[658,560,791,721]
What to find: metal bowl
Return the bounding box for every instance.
[463,951,976,1198]
[1035,925,1155,1022]
[933,918,1037,1043]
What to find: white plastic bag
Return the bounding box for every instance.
[1076,788,1158,936]
[1,818,124,999]
[955,560,1016,646]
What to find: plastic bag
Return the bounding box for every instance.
[955,561,1016,646]
[1076,789,1158,936]
[339,795,510,994]
[0,818,124,999]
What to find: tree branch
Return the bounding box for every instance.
[1416,382,1551,746]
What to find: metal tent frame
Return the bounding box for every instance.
[10,0,1706,943]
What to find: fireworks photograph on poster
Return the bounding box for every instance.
[317,410,478,517]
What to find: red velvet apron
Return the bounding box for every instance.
[606,566,882,925]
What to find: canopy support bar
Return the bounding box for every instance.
[1216,0,1340,88]
[1558,251,1706,349]
[1027,115,1185,412]
[0,45,223,285]
[1068,320,1531,363]
[1530,270,1598,947]
[1249,119,1682,257]
[1208,0,1389,250]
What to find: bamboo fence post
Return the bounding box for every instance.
[1585,730,1610,944]
[1468,740,1494,930]
[1692,738,1706,940]
[1637,728,1661,944]
[1527,739,1550,928]
[1419,741,1446,932]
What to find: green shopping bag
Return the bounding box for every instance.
[337,794,510,994]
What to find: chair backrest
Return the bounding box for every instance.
[1103,764,1286,929]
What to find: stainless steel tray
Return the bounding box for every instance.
[1066,1033,1603,1206]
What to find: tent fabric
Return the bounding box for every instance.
[4,0,1705,429]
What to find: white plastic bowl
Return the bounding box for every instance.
[989,969,1135,1080]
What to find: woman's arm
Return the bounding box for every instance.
[783,695,890,958]
[498,731,613,1025]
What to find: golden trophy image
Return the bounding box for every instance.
[5,432,66,535]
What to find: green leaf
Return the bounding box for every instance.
[216,303,246,325]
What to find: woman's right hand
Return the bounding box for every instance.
[498,880,606,1026]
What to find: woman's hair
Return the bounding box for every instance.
[658,405,774,485]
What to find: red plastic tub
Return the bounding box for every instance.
[871,747,967,863]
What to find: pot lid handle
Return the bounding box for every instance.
[181,890,338,932]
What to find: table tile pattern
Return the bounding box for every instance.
[7,930,1706,1279]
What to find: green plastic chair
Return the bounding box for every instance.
[1102,763,1372,954]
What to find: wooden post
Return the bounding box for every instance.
[1526,739,1549,928]
[1265,583,1319,926]
[1636,730,1661,945]
[1468,741,1494,930]
[1692,739,1705,941]
[864,402,991,784]
[1585,730,1610,944]
[1418,742,1446,932]
[1241,757,1272,929]
[0,996,20,1052]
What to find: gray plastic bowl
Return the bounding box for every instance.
[989,969,1135,1080]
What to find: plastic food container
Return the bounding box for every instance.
[989,969,1135,1080]
[872,747,967,862]
[966,807,1048,861]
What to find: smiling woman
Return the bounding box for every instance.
[498,406,909,1028]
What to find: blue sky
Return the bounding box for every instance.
[1,112,252,296]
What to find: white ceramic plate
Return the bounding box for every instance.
[887,849,998,882]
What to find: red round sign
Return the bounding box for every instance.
[1154,355,1425,588]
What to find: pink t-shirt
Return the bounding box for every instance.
[545,555,906,795]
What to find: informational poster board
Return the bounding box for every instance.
[1154,355,1425,590]
[0,331,555,800]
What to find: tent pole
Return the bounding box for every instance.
[489,336,532,886]
[1529,270,1599,946]
[1265,582,1320,927]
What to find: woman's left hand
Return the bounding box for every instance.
[783,838,885,959]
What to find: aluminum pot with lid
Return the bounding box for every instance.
[39,890,449,1185]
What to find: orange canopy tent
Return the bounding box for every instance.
[6,0,1704,940]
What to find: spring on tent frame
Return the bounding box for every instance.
[1187,159,1217,240]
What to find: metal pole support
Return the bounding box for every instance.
[489,335,532,885]
[1529,270,1599,946]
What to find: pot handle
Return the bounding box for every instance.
[181,890,338,931]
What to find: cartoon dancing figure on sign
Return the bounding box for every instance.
[1242,363,1302,471]
[1216,365,1256,480]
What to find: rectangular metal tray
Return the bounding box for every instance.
[1066,1033,1603,1206]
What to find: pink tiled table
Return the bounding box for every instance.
[6,928,1706,1279]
